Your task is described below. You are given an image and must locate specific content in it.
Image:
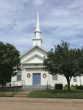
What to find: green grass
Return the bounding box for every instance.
[28,90,83,99]
[0,90,14,97]
[64,86,76,90]
[0,90,24,97]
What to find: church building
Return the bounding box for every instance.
[11,12,83,89]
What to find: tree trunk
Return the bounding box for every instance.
[67,80,70,91]
[66,76,71,91]
[66,77,71,91]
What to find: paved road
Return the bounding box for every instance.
[0,97,83,110]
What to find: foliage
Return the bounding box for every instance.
[0,42,20,87]
[76,85,83,90]
[44,41,83,91]
[64,85,77,90]
[55,84,63,90]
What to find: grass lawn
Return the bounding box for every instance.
[0,90,24,97]
[0,90,14,97]
[28,90,83,99]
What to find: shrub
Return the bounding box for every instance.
[76,85,83,90]
[55,84,63,90]
[71,85,74,87]
[75,85,78,87]
[64,84,67,87]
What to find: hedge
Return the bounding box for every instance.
[76,85,83,90]
[55,84,63,90]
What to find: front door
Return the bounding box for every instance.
[33,73,41,85]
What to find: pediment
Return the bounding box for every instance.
[20,46,47,63]
[23,54,44,64]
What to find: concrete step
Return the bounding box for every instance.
[15,94,28,95]
[15,95,27,97]
[14,90,33,97]
[22,85,51,89]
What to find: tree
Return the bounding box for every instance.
[0,42,20,87]
[78,47,83,75]
[44,41,82,91]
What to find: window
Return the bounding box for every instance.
[52,75,58,80]
[17,75,21,81]
[73,77,77,82]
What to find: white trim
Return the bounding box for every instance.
[23,54,44,63]
[20,46,47,58]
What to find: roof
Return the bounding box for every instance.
[20,45,47,58]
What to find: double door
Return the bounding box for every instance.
[33,73,41,85]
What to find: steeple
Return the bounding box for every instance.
[32,11,42,47]
[36,11,40,32]
[35,10,41,39]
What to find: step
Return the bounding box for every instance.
[14,90,33,97]
[15,95,27,97]
[22,85,51,89]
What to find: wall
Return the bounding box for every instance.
[22,68,48,86]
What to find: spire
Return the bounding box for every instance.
[36,10,40,32]
[34,10,41,39]
[32,10,42,47]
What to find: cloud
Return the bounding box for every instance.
[39,0,83,50]
[0,0,83,54]
[34,0,45,5]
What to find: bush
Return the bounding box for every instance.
[76,85,83,90]
[75,85,78,88]
[55,84,63,90]
[71,85,74,87]
[64,84,67,87]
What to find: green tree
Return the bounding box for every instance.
[0,42,20,87]
[78,47,83,75]
[44,41,82,91]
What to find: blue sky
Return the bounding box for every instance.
[0,0,83,54]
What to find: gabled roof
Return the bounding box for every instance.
[23,54,44,63]
[20,45,47,58]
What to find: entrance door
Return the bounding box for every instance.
[33,73,41,85]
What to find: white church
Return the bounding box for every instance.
[11,12,83,89]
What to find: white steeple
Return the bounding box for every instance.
[36,11,40,32]
[32,11,42,47]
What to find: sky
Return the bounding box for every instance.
[0,0,83,54]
